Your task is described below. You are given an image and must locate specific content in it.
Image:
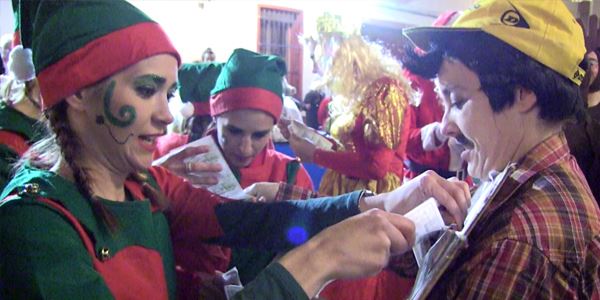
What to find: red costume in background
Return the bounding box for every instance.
[153,132,189,160]
[403,70,455,179]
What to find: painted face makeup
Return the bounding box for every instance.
[74,54,178,174]
[96,80,135,144]
[96,75,176,143]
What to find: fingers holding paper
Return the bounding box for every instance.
[315,209,416,273]
[278,209,416,295]
[277,117,292,140]
[361,170,471,229]
[413,173,470,229]
[288,132,317,163]
[155,145,223,186]
[183,161,223,186]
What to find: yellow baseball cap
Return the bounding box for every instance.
[403,0,586,85]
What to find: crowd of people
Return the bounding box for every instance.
[0,0,599,299]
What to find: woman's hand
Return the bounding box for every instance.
[278,209,415,298]
[361,171,471,229]
[156,145,223,186]
[277,117,292,140]
[243,182,281,202]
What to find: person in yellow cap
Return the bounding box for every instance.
[0,1,473,299]
[400,0,600,298]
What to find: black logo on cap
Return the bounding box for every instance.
[501,4,530,28]
[573,69,584,82]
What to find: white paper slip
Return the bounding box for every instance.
[289,120,334,150]
[404,197,446,242]
[152,135,247,200]
[222,267,244,300]
[459,165,512,235]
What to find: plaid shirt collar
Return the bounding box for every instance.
[480,132,570,219]
[510,132,570,184]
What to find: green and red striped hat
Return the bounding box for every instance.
[20,0,181,110]
[178,62,223,116]
[210,48,286,122]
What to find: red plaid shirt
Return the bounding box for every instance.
[429,133,600,299]
[274,182,319,201]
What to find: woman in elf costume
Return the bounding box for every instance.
[209,48,314,285]
[208,48,313,191]
[288,13,415,300]
[0,1,458,299]
[0,1,43,191]
[0,45,42,191]
[170,49,315,297]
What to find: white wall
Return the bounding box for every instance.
[130,0,257,63]
[0,0,14,38]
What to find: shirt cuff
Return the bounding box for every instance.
[264,263,310,300]
[421,122,447,151]
[274,183,319,201]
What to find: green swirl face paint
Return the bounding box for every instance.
[103,80,137,128]
[98,75,172,145]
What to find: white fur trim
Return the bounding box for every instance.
[7,46,35,82]
[179,102,195,119]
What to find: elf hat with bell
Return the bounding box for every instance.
[178,62,223,117]
[20,0,181,110]
[210,48,286,122]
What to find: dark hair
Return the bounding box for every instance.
[588,48,600,93]
[202,48,215,62]
[303,90,325,106]
[186,115,214,142]
[16,88,169,232]
[303,90,324,129]
[402,31,586,123]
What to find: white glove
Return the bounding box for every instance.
[421,122,448,151]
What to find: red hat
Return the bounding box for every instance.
[20,0,181,109]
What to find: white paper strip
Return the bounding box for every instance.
[405,197,446,241]
[289,120,334,150]
[153,135,247,200]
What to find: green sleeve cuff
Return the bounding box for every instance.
[234,262,309,300]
